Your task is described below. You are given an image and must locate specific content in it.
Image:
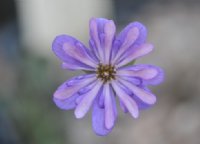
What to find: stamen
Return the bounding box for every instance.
[96,64,116,83]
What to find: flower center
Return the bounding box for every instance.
[96,64,116,83]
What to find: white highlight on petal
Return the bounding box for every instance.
[118,78,156,104]
[104,83,115,129]
[111,81,139,118]
[116,43,153,67]
[112,27,139,64]
[75,81,103,119]
[54,75,96,100]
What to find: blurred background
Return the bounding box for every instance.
[0,0,200,144]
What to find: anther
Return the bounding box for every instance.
[96,64,116,83]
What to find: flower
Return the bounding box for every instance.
[52,18,164,136]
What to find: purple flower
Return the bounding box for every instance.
[52,18,164,136]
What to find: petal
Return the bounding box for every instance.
[98,86,104,108]
[53,93,79,110]
[103,83,117,129]
[89,18,116,64]
[74,81,103,119]
[119,22,147,46]
[117,76,142,86]
[78,80,98,95]
[104,20,116,64]
[53,74,96,100]
[112,27,139,63]
[119,92,152,111]
[116,43,153,67]
[52,35,97,70]
[112,22,147,64]
[92,99,111,136]
[132,86,154,109]
[61,62,93,71]
[115,78,155,109]
[116,81,136,112]
[117,64,164,85]
[119,100,128,113]
[118,78,156,105]
[111,81,139,118]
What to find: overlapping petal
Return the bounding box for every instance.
[116,43,153,68]
[112,22,147,64]
[131,86,154,110]
[53,74,96,100]
[111,81,139,118]
[103,83,117,129]
[53,74,96,110]
[74,81,103,119]
[92,100,111,136]
[52,35,97,70]
[92,84,117,135]
[117,64,164,85]
[117,81,152,110]
[118,78,156,105]
[89,18,116,64]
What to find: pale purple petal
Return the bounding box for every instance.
[132,85,154,109]
[117,64,164,85]
[61,62,94,71]
[112,27,139,64]
[112,22,147,64]
[89,18,116,64]
[116,81,135,113]
[119,100,128,113]
[118,78,156,105]
[74,80,100,106]
[53,74,95,100]
[120,94,152,111]
[78,80,98,95]
[92,99,111,136]
[74,81,103,119]
[52,35,97,70]
[89,18,105,62]
[132,94,152,110]
[53,93,79,110]
[53,74,96,110]
[103,83,117,129]
[92,85,117,136]
[104,20,116,64]
[111,40,121,61]
[117,82,151,111]
[118,22,147,46]
[116,43,153,67]
[111,81,139,118]
[117,76,142,86]
[98,87,104,108]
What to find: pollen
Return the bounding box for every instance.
[96,64,116,83]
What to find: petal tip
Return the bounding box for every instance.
[74,109,84,119]
[149,95,157,105]
[53,90,63,100]
[133,111,139,118]
[105,121,115,130]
